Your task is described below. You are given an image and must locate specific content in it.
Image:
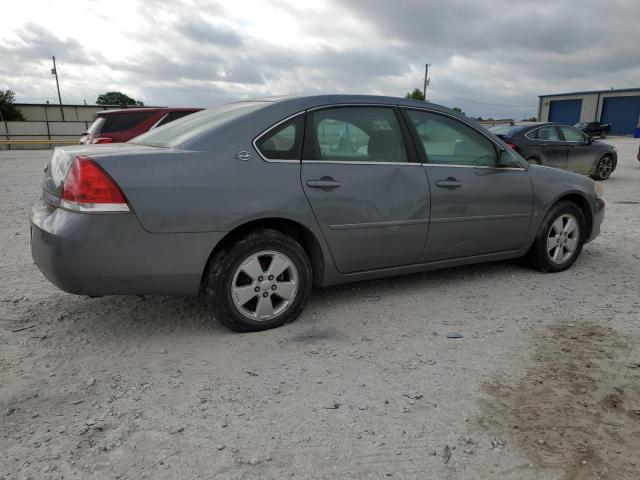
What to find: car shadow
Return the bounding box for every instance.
[28,258,546,346]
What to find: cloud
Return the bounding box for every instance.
[1,0,639,118]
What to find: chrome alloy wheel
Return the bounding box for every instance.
[546,214,580,264]
[597,156,613,179]
[231,250,299,321]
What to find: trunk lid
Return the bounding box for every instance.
[42,144,161,207]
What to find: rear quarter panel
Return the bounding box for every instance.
[97,149,315,235]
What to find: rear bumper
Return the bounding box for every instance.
[586,198,605,243]
[30,202,224,296]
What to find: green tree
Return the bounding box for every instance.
[404,88,425,101]
[0,89,25,121]
[96,91,144,106]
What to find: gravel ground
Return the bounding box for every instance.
[1,139,639,480]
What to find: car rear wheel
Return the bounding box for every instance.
[527,201,586,273]
[205,229,312,332]
[526,157,540,165]
[592,155,614,180]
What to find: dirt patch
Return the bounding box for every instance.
[478,322,640,479]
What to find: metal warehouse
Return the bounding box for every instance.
[538,88,640,136]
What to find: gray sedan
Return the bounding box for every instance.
[31,95,605,332]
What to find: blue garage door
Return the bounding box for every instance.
[548,99,582,124]
[600,96,640,135]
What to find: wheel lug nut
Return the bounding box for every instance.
[268,275,274,281]
[258,276,263,281]
[254,286,260,292]
[271,285,277,290]
[262,292,269,297]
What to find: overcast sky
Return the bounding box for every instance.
[1,0,638,119]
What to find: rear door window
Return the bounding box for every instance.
[303,107,408,163]
[100,111,156,133]
[531,126,561,141]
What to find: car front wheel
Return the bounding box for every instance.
[527,201,586,273]
[205,229,312,332]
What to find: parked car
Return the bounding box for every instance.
[79,107,202,144]
[489,122,617,180]
[574,121,611,138]
[32,95,605,332]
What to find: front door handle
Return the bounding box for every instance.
[307,177,341,189]
[435,177,462,189]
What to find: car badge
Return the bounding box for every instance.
[235,151,252,161]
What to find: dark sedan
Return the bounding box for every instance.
[489,122,617,180]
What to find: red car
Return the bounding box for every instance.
[80,107,202,144]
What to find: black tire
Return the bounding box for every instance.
[527,201,586,273]
[591,155,614,181]
[526,157,540,165]
[599,130,607,139]
[205,229,312,332]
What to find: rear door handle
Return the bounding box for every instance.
[307,177,341,189]
[435,177,462,189]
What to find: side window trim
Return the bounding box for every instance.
[301,105,414,165]
[253,112,305,163]
[400,107,505,168]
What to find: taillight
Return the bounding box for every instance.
[60,156,130,213]
[92,137,114,144]
[506,143,519,151]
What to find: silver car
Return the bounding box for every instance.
[31,95,605,332]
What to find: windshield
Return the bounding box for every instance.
[130,101,268,148]
[574,123,588,128]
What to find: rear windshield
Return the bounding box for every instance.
[96,111,156,133]
[130,102,269,148]
[488,124,525,137]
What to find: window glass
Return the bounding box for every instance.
[406,110,497,166]
[256,116,303,160]
[131,101,268,148]
[532,126,560,141]
[560,126,586,142]
[101,111,155,133]
[157,111,197,128]
[306,107,407,162]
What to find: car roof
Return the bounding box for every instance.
[261,94,457,113]
[96,107,202,115]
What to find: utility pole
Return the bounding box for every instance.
[51,56,65,121]
[422,64,430,101]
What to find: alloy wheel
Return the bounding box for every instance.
[231,250,299,321]
[546,214,580,264]
[597,156,613,179]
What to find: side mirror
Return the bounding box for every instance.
[499,149,523,168]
